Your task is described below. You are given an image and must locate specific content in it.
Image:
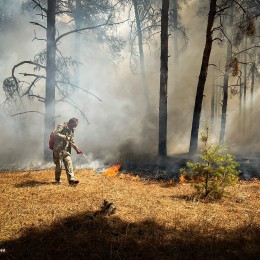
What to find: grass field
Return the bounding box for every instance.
[0,168,259,259]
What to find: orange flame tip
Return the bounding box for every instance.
[103,164,121,177]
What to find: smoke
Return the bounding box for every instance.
[0,1,260,171]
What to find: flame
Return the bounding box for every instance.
[103,164,121,177]
[179,174,186,183]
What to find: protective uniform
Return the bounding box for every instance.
[53,122,77,183]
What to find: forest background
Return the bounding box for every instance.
[0,0,259,170]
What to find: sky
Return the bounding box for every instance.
[0,0,259,170]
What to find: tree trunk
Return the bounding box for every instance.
[158,0,169,157]
[219,72,229,144]
[210,76,215,134]
[172,0,178,93]
[219,3,233,145]
[172,0,179,66]
[189,0,217,155]
[44,0,56,161]
[250,61,255,128]
[67,0,82,87]
[132,0,151,112]
[74,0,82,87]
[243,45,247,134]
[214,79,220,134]
[239,74,243,132]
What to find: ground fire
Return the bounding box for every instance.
[103,164,121,177]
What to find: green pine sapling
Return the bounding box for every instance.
[180,125,240,200]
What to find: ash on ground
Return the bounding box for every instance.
[119,153,260,181]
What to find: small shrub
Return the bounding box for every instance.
[180,125,240,200]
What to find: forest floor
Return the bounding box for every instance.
[0,168,259,259]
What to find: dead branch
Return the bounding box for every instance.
[11,110,45,117]
[216,5,231,14]
[19,73,45,78]
[28,94,45,102]
[30,22,47,30]
[12,61,45,76]
[212,37,223,42]
[57,99,90,124]
[56,85,89,124]
[32,0,47,13]
[56,16,128,43]
[12,61,45,90]
[235,46,260,56]
[22,76,45,97]
[55,68,102,102]
[232,0,247,13]
[55,16,112,43]
[32,30,46,42]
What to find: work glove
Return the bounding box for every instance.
[76,149,83,154]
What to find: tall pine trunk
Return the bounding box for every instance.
[239,74,243,132]
[189,0,217,155]
[44,0,56,161]
[172,0,179,67]
[219,4,233,145]
[243,45,247,134]
[68,0,82,87]
[172,0,178,95]
[158,0,169,157]
[133,0,151,112]
[219,72,229,144]
[210,76,215,134]
[74,0,82,87]
[250,61,255,127]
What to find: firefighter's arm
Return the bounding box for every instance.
[71,139,83,154]
[53,124,68,140]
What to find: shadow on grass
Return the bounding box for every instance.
[1,209,259,259]
[15,180,51,188]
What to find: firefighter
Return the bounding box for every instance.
[53,117,83,185]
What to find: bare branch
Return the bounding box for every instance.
[235,46,260,55]
[11,110,45,117]
[11,61,45,100]
[32,0,47,13]
[30,21,47,30]
[212,37,223,42]
[56,17,112,43]
[21,76,45,97]
[57,80,102,102]
[32,30,46,42]
[216,5,231,14]
[218,26,232,46]
[232,0,247,13]
[12,61,46,74]
[56,16,128,43]
[57,99,90,124]
[56,85,90,124]
[209,64,218,67]
[28,94,45,102]
[19,73,46,78]
[55,67,102,102]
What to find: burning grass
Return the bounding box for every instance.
[0,168,259,259]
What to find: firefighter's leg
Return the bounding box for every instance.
[63,155,75,182]
[53,152,62,182]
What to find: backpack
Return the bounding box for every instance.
[49,132,55,150]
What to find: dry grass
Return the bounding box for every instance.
[0,168,259,259]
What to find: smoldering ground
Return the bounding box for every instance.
[0,1,260,178]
